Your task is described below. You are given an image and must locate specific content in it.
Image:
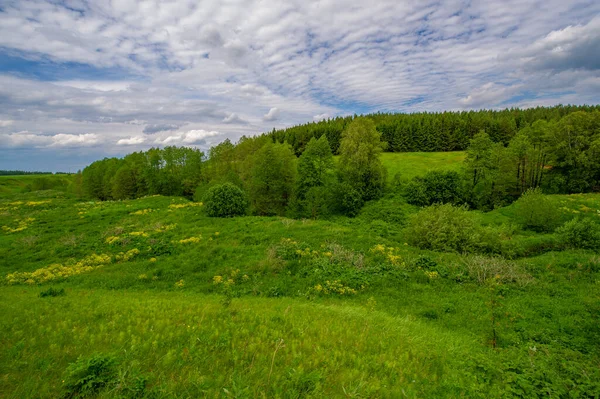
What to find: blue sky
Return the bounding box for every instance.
[0,0,599,171]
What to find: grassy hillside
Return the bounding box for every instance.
[0,174,73,196]
[334,151,466,182]
[1,154,599,398]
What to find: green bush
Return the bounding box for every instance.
[513,188,559,232]
[500,234,560,258]
[557,217,600,250]
[63,354,118,397]
[404,171,464,207]
[203,183,248,217]
[403,180,429,206]
[404,203,500,253]
[358,197,409,225]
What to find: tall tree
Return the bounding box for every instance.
[337,118,387,202]
[295,135,335,218]
[248,142,297,215]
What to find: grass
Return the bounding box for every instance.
[380,151,465,181]
[1,153,600,398]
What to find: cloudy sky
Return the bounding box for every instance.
[0,0,599,171]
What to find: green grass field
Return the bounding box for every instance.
[380,151,466,180]
[1,153,599,398]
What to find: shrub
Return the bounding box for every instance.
[462,255,533,287]
[39,287,66,297]
[358,197,408,225]
[513,188,559,232]
[63,354,118,397]
[404,171,464,207]
[500,234,560,258]
[557,217,600,250]
[204,183,248,217]
[403,180,429,206]
[404,203,499,253]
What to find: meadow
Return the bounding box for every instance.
[1,152,599,398]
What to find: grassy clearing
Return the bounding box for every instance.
[380,151,465,181]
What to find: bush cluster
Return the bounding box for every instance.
[404,203,501,254]
[203,183,248,218]
[403,171,464,207]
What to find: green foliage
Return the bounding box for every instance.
[513,188,560,232]
[338,118,387,202]
[335,182,364,217]
[294,136,335,218]
[81,146,204,200]
[204,183,248,218]
[557,217,600,250]
[248,142,296,216]
[405,204,500,253]
[404,171,464,206]
[270,105,600,155]
[358,196,409,225]
[63,354,118,397]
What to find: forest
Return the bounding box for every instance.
[270,104,600,154]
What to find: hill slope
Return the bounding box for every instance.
[1,154,599,398]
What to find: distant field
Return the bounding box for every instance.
[380,151,465,180]
[0,174,73,196]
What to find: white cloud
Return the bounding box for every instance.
[263,107,280,121]
[117,136,146,145]
[313,113,330,121]
[53,80,132,92]
[155,129,222,145]
[0,120,14,127]
[0,132,100,148]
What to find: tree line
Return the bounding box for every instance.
[79,108,600,217]
[405,111,600,210]
[269,104,600,155]
[0,170,54,176]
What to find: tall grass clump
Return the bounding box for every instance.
[63,354,118,397]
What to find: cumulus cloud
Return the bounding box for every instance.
[155,129,221,145]
[0,120,14,127]
[263,107,280,121]
[143,124,181,134]
[313,113,330,122]
[117,136,146,145]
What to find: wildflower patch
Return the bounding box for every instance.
[5,253,112,285]
[168,202,203,210]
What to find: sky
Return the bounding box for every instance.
[0,0,599,172]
